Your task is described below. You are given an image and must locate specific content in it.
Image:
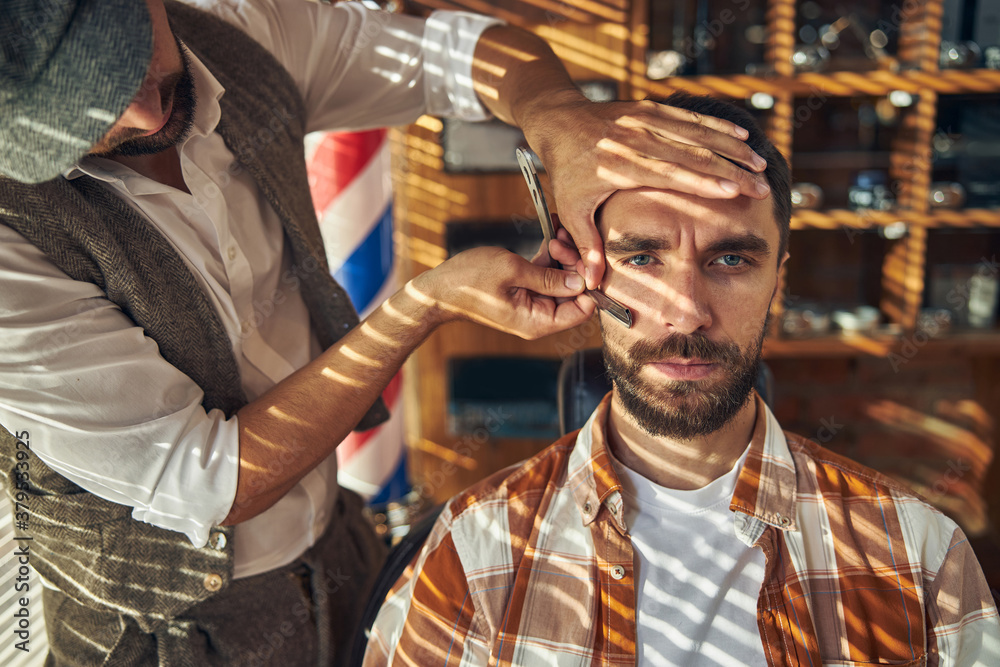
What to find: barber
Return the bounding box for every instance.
[0,1,770,664]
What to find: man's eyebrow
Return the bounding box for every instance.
[603,232,771,257]
[604,234,671,255]
[705,234,771,257]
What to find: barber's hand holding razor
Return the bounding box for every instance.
[409,247,595,340]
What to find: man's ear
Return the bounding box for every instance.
[768,252,790,307]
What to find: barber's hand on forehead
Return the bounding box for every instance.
[412,247,595,339]
[523,95,770,290]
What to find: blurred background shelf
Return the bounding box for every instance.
[791,208,1000,229]
[763,331,1000,357]
[641,69,1000,98]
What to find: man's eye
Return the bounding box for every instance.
[716,254,744,267]
[627,254,652,267]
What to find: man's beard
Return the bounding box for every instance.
[93,46,197,158]
[602,318,767,440]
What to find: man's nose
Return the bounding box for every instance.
[651,263,713,335]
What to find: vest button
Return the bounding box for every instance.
[203,573,223,592]
[209,531,228,550]
[610,565,626,580]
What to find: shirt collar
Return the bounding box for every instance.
[567,394,627,533]
[567,391,798,539]
[729,393,798,534]
[62,41,226,187]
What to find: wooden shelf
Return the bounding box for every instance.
[791,208,1000,230]
[638,68,1000,101]
[764,332,1000,358]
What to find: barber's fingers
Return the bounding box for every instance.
[632,101,764,174]
[548,238,581,269]
[494,252,594,338]
[601,144,771,200]
[548,228,585,273]
[550,213,604,290]
[503,256,594,338]
[421,247,593,339]
[542,293,597,336]
[592,133,768,200]
[510,254,585,296]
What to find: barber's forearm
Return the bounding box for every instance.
[222,246,589,525]
[223,283,444,525]
[471,25,584,132]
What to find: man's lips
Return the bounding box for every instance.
[646,357,717,381]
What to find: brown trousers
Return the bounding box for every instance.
[43,490,386,667]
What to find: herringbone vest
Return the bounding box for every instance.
[0,0,388,632]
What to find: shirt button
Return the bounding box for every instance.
[610,565,626,580]
[778,515,792,527]
[227,246,237,261]
[209,531,227,551]
[583,502,593,516]
[241,321,251,335]
[203,573,223,592]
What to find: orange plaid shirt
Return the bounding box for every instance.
[366,394,1000,666]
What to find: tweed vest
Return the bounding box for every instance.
[0,1,388,632]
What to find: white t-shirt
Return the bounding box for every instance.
[613,446,768,667]
[0,0,500,577]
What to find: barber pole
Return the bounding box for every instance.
[305,129,408,502]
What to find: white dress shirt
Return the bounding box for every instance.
[0,0,500,578]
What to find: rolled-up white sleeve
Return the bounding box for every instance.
[203,0,503,131]
[0,227,239,547]
[420,10,501,120]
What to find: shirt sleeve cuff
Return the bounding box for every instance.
[129,409,241,548]
[422,10,505,121]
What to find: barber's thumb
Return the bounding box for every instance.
[529,265,585,296]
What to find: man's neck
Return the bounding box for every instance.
[606,392,758,491]
[110,149,190,194]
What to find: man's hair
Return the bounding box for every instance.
[648,92,792,262]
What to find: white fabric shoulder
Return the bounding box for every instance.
[180,0,501,131]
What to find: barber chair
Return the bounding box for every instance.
[348,505,442,666]
[348,348,775,665]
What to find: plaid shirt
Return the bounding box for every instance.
[366,394,1000,666]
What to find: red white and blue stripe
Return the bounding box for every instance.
[306,129,408,502]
